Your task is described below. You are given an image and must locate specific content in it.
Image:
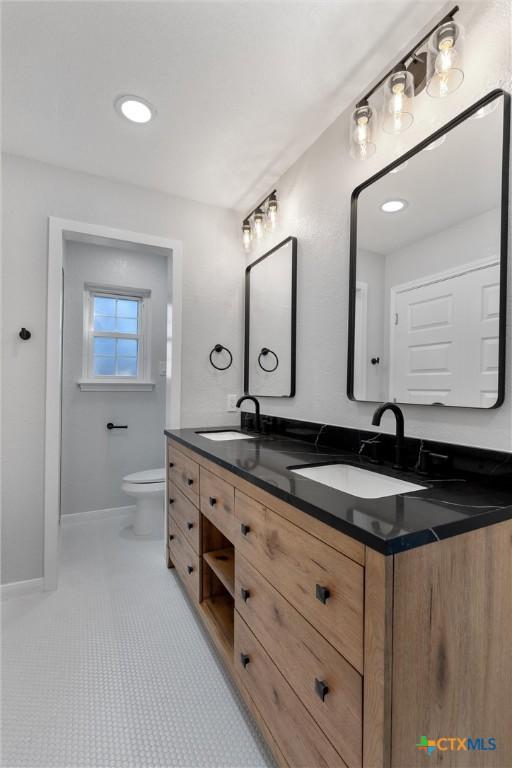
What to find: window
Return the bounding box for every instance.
[80,285,153,390]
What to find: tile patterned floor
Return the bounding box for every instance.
[1,513,274,768]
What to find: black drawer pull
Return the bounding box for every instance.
[169,462,174,468]
[187,477,194,486]
[240,587,250,602]
[240,523,251,536]
[209,496,217,507]
[187,522,194,530]
[169,498,174,505]
[187,565,194,574]
[315,678,329,701]
[169,534,174,541]
[315,584,330,604]
[240,653,250,669]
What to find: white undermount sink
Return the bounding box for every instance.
[196,430,257,441]
[290,463,426,499]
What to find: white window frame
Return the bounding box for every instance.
[78,282,154,391]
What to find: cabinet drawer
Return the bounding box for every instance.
[236,555,362,767]
[235,490,364,673]
[235,614,347,768]
[199,467,235,542]
[168,483,200,553]
[168,517,200,602]
[168,445,199,505]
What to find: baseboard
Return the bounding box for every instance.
[1,577,44,600]
[61,505,136,526]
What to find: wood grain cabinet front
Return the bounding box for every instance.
[235,490,365,673]
[236,554,363,768]
[168,445,200,506]
[235,613,348,768]
[168,482,200,553]
[168,517,200,602]
[199,467,235,541]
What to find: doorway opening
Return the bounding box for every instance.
[45,218,183,590]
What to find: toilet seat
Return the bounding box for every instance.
[123,468,165,484]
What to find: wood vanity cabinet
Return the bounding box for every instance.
[166,437,512,768]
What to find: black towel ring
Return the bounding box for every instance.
[258,347,279,372]
[209,344,233,371]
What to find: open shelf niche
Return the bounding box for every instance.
[200,516,235,664]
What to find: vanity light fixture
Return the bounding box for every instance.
[349,4,461,160]
[381,199,408,213]
[240,190,278,250]
[114,95,154,123]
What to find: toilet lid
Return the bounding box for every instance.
[123,468,166,484]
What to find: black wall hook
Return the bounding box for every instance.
[209,344,233,371]
[19,328,31,341]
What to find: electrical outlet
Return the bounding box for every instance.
[226,394,238,412]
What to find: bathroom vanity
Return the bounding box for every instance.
[164,426,512,768]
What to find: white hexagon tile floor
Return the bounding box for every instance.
[1,512,275,768]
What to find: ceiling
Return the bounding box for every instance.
[357,95,504,255]
[2,1,444,211]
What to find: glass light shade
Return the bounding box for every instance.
[253,209,265,239]
[426,21,464,98]
[242,221,252,250]
[267,197,278,229]
[350,104,376,160]
[382,70,414,134]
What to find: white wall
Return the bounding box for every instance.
[356,248,386,401]
[61,241,167,515]
[243,0,512,451]
[1,154,242,583]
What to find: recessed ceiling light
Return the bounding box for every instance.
[114,95,154,124]
[381,199,408,213]
[423,135,446,151]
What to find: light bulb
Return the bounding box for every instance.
[267,195,278,229]
[242,221,252,250]
[382,71,414,134]
[114,95,154,123]
[253,209,265,239]
[350,104,376,160]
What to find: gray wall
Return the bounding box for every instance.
[1,154,242,584]
[61,241,167,515]
[242,0,512,452]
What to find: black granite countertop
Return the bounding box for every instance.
[164,426,512,555]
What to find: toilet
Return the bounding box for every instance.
[121,468,166,536]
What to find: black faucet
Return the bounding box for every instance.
[371,402,405,470]
[236,395,261,433]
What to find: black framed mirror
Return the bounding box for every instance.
[244,236,297,397]
[348,89,510,409]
